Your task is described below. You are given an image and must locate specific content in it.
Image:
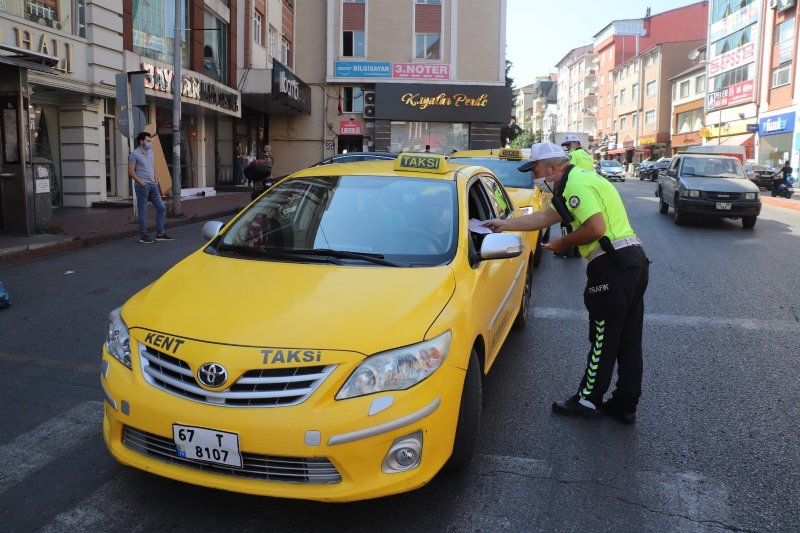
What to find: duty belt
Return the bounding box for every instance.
[586,236,642,262]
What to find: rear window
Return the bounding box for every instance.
[448,157,533,189]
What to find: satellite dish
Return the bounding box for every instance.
[688,49,700,61]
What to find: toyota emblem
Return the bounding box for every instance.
[197,363,228,388]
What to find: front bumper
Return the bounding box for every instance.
[676,198,762,218]
[101,348,465,502]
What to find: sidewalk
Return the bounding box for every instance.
[0,191,251,266]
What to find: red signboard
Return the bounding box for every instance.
[339,119,362,135]
[706,79,755,111]
[392,63,450,79]
[708,42,755,77]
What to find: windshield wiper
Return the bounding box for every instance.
[682,172,709,177]
[290,248,406,267]
[215,244,339,264]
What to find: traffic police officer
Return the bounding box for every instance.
[561,134,594,171]
[483,142,649,424]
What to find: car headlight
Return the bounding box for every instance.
[681,189,700,198]
[105,307,132,369]
[336,331,451,400]
[745,192,758,200]
[519,206,534,215]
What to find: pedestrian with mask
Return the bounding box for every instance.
[483,142,649,424]
[128,132,174,244]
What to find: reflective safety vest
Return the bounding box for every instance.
[569,148,595,172]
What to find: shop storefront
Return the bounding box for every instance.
[672,132,703,154]
[1,16,122,216]
[757,111,795,168]
[372,84,512,154]
[118,53,241,194]
[638,133,671,161]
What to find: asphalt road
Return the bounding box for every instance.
[1,180,798,532]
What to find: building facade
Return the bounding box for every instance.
[670,47,707,155]
[555,45,595,139]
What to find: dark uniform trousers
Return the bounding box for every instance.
[578,245,650,411]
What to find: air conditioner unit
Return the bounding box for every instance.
[362,90,376,118]
[769,0,778,9]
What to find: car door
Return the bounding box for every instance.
[662,157,680,205]
[468,175,527,367]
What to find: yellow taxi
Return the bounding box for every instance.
[101,153,540,502]
[449,148,548,265]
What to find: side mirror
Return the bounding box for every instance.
[201,220,225,240]
[480,233,524,260]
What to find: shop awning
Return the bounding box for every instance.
[608,148,628,155]
[719,133,754,147]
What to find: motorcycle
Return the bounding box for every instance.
[770,173,795,199]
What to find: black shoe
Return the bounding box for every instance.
[139,234,155,244]
[552,395,601,418]
[156,233,175,241]
[602,399,637,425]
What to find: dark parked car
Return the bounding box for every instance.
[637,160,654,180]
[656,154,761,228]
[595,159,626,182]
[646,159,671,181]
[744,162,777,190]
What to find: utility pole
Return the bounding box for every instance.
[172,0,183,217]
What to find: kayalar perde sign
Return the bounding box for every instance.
[374,84,511,122]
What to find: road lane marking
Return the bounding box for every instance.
[0,351,98,374]
[0,401,103,494]
[534,307,797,331]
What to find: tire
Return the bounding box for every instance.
[658,191,669,214]
[532,231,544,268]
[542,226,551,243]
[673,196,685,225]
[620,178,626,182]
[513,260,533,329]
[742,216,757,229]
[446,349,482,470]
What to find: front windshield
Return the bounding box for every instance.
[216,176,458,266]
[600,160,622,168]
[681,158,746,178]
[448,157,534,189]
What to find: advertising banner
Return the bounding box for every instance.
[706,80,755,111]
[708,42,755,77]
[392,63,450,79]
[709,3,760,42]
[339,120,362,135]
[374,84,512,122]
[759,112,796,136]
[335,61,392,78]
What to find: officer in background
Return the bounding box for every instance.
[561,134,594,170]
[483,142,649,424]
[553,134,592,257]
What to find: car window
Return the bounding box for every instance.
[669,158,680,172]
[218,175,458,265]
[448,157,534,189]
[682,157,746,178]
[600,160,622,168]
[480,174,514,219]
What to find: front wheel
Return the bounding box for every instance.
[446,349,482,470]
[673,196,685,225]
[658,191,669,214]
[742,216,757,229]
[532,232,544,268]
[513,259,533,329]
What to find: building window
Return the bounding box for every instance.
[620,88,626,105]
[614,95,619,107]
[632,83,639,102]
[416,0,441,3]
[645,109,656,124]
[131,0,188,65]
[268,25,278,58]
[606,118,610,128]
[774,17,795,63]
[281,37,290,64]
[343,30,365,57]
[709,63,753,90]
[620,116,627,130]
[416,33,440,59]
[613,120,617,132]
[344,0,365,2]
[3,0,86,36]
[712,0,755,24]
[695,75,705,93]
[203,10,228,83]
[679,80,690,98]
[676,109,703,133]
[254,11,263,46]
[714,26,752,56]
[646,80,657,96]
[599,96,604,107]
[632,113,638,130]
[343,86,364,113]
[772,64,791,88]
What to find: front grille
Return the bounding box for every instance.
[123,426,341,484]
[704,192,742,201]
[139,344,336,407]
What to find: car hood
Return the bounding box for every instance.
[121,252,456,355]
[680,176,759,192]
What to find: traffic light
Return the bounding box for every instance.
[363,91,375,118]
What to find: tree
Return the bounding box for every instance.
[505,60,514,88]
[511,129,535,149]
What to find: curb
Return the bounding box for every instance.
[0,206,243,267]
[760,196,800,212]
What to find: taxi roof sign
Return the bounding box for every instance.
[498,148,524,160]
[394,153,448,174]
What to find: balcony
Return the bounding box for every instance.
[583,86,597,98]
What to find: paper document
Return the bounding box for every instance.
[469,219,492,234]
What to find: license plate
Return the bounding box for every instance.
[715,202,732,210]
[173,424,243,468]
